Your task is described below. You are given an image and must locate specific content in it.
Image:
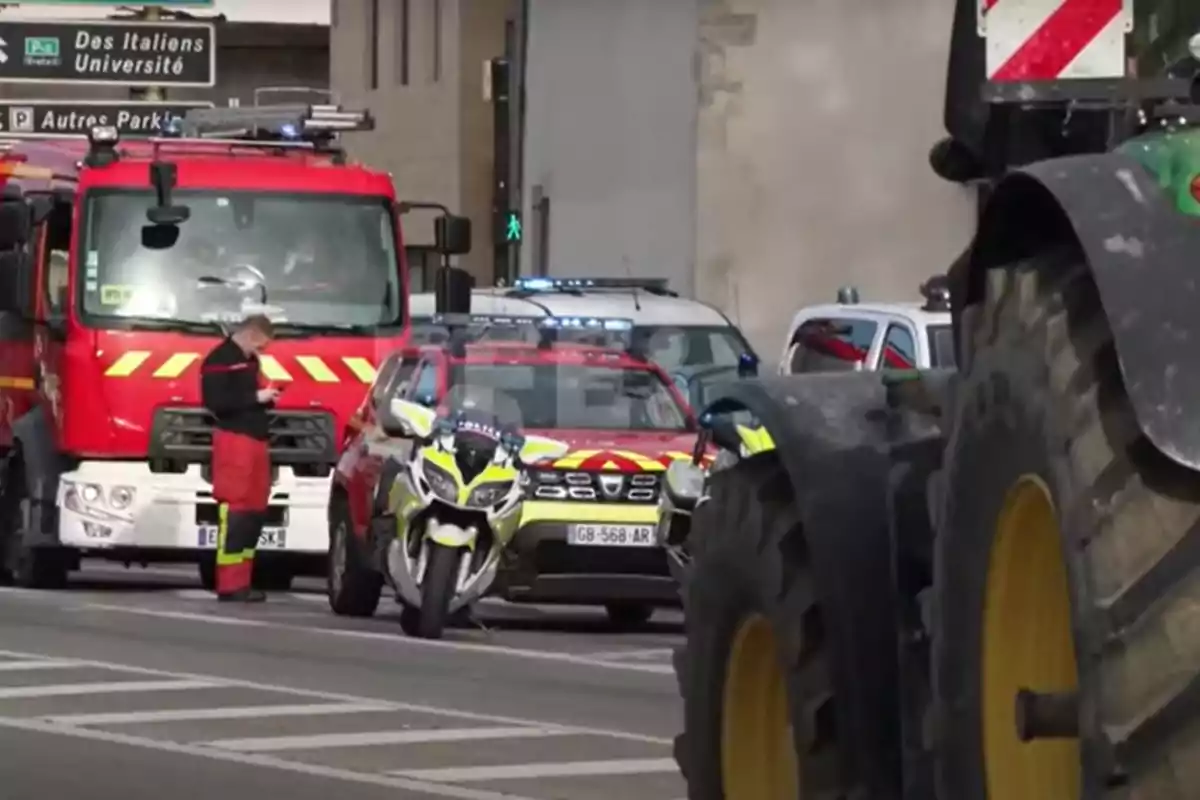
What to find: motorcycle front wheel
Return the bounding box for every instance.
[400,542,461,639]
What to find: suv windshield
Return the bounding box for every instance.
[412,319,753,372]
[80,190,402,332]
[448,361,690,431]
[634,325,750,372]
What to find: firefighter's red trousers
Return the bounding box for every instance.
[211,429,271,596]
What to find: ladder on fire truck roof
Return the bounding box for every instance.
[0,103,373,164]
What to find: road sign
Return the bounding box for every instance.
[0,100,214,138]
[0,19,215,87]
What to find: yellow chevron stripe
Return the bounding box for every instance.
[105,351,151,377]
[259,355,292,382]
[296,356,339,383]
[342,356,377,383]
[152,352,200,379]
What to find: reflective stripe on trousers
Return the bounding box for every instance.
[214,502,262,595]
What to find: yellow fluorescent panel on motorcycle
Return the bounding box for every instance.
[103,352,377,383]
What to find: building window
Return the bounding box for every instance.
[395,0,411,85]
[367,0,379,89]
[431,0,442,82]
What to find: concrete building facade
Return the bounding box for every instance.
[342,0,975,354]
[329,0,508,287]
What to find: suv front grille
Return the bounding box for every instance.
[529,470,660,503]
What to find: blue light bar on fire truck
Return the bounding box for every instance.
[172,104,375,142]
[509,277,671,294]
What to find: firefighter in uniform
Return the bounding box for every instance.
[200,314,279,602]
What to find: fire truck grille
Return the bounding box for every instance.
[148,407,337,466]
[528,470,660,504]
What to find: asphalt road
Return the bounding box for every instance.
[0,563,686,800]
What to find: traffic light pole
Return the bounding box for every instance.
[131,5,165,102]
[507,0,527,281]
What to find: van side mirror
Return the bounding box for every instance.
[435,214,472,255]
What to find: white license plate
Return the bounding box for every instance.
[196,526,288,550]
[567,524,656,547]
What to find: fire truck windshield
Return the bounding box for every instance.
[78,190,403,333]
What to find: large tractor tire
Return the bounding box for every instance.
[933,248,1200,799]
[673,456,852,799]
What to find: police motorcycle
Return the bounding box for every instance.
[377,386,569,639]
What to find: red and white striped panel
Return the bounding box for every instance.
[979,0,1132,81]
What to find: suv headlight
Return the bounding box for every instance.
[420,461,459,503]
[467,481,513,509]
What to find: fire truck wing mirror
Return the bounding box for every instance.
[146,161,191,226]
[0,198,31,250]
[434,214,472,255]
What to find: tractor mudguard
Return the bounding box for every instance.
[9,405,61,545]
[702,372,934,796]
[966,151,1200,469]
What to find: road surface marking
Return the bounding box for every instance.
[0,647,670,744]
[78,602,676,675]
[200,725,565,752]
[43,701,397,726]
[0,659,83,671]
[81,604,272,626]
[0,713,540,800]
[394,757,681,782]
[0,679,221,699]
[578,648,674,661]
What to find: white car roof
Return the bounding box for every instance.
[788,301,951,332]
[410,289,734,328]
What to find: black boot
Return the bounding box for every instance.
[218,588,267,603]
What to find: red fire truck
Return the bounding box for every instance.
[0,104,470,590]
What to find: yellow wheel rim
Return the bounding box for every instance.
[982,476,1080,799]
[721,613,800,799]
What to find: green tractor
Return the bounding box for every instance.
[670,2,1200,798]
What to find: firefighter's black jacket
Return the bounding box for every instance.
[200,337,271,441]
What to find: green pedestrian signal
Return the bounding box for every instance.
[505,211,522,243]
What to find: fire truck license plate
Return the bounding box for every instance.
[196,526,288,549]
[567,524,655,547]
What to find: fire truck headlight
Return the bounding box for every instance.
[80,483,102,504]
[109,486,135,510]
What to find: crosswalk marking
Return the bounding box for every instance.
[0,659,82,671]
[200,725,564,752]
[43,701,397,726]
[0,645,671,743]
[0,679,221,699]
[393,757,681,782]
[0,712,543,800]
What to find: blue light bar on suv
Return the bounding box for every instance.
[428,313,636,353]
[429,313,634,331]
[510,277,670,293]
